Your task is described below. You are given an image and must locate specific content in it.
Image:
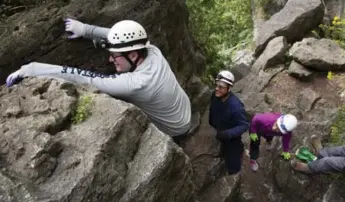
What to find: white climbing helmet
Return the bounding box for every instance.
[277,114,298,134]
[215,70,235,86]
[106,20,150,52]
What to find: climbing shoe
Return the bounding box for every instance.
[310,135,323,154]
[295,147,317,163]
[290,160,311,173]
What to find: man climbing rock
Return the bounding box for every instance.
[5,19,191,137]
[249,113,298,171]
[209,70,249,175]
[291,135,345,174]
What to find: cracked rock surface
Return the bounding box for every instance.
[0,78,194,202]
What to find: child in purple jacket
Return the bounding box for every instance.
[249,112,298,171]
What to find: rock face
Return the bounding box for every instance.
[252,36,288,73]
[289,38,345,71]
[1,0,345,201]
[0,1,209,199]
[251,0,288,42]
[233,66,284,96]
[231,0,345,201]
[255,0,324,56]
[224,0,345,200]
[231,49,254,82]
[288,60,314,81]
[324,0,345,19]
[232,49,255,68]
[0,0,212,201]
[119,124,194,202]
[234,70,343,202]
[0,78,194,202]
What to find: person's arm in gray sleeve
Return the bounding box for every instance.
[65,18,110,40]
[83,24,110,40]
[19,62,132,97]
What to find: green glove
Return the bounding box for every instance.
[249,133,258,141]
[281,152,291,160]
[295,147,317,163]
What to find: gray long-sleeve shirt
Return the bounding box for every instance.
[19,24,191,136]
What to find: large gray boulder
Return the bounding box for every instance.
[289,37,345,71]
[252,36,288,73]
[324,0,345,20]
[230,49,254,82]
[288,60,314,81]
[251,0,288,43]
[0,78,194,202]
[255,0,324,56]
[232,66,284,95]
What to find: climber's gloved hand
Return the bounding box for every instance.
[6,68,24,87]
[249,133,259,142]
[64,18,85,39]
[281,152,291,160]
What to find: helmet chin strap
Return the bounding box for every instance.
[122,53,141,72]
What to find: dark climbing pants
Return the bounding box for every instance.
[308,146,345,174]
[249,134,273,160]
[220,138,244,175]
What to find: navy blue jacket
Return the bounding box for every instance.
[209,92,249,140]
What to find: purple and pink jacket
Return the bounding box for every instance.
[249,112,292,152]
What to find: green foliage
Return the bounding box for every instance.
[319,16,345,48]
[186,0,253,84]
[329,105,345,146]
[71,95,94,125]
[318,104,345,180]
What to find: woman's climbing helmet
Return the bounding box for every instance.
[106,20,150,52]
[277,114,298,134]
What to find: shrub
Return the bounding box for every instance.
[186,0,253,85]
[319,16,345,48]
[329,105,345,146]
[71,95,94,125]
